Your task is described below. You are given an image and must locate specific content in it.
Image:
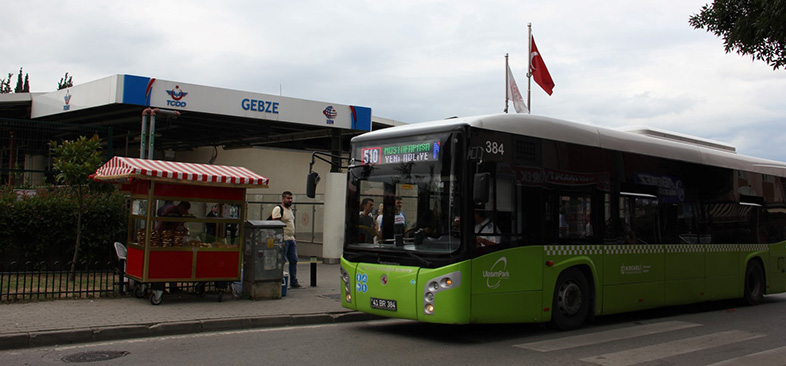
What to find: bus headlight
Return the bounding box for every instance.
[423,271,461,316]
[340,266,352,303]
[425,292,434,302]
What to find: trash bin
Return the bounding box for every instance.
[243,220,286,299]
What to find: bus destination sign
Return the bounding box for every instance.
[360,140,441,165]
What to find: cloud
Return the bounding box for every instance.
[3,0,786,162]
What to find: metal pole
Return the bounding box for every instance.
[140,109,149,159]
[147,110,156,159]
[504,53,509,113]
[310,256,317,287]
[147,108,180,160]
[311,203,316,243]
[527,23,533,114]
[106,126,114,161]
[8,130,14,185]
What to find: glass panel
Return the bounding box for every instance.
[559,194,592,239]
[131,198,243,248]
[618,196,659,244]
[346,132,461,256]
[200,203,242,246]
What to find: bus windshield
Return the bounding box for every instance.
[345,132,464,263]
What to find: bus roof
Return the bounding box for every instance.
[354,113,786,178]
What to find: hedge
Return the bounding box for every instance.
[0,186,128,268]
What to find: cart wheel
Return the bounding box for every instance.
[126,279,136,295]
[150,290,164,305]
[217,290,224,303]
[195,282,206,296]
[134,283,147,298]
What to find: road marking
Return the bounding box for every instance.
[580,330,765,366]
[705,345,786,366]
[514,321,702,352]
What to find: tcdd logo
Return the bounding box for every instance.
[63,90,72,111]
[166,85,188,107]
[323,106,337,124]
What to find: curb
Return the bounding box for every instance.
[0,311,382,351]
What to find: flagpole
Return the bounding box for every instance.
[504,53,509,113]
[527,23,532,114]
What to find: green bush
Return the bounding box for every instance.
[0,186,127,268]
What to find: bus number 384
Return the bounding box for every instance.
[485,141,504,155]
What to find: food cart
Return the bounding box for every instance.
[92,156,268,305]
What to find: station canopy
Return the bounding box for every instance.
[92,156,269,188]
[11,74,381,153]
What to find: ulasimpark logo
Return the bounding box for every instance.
[483,257,510,289]
[323,106,337,124]
[166,85,188,107]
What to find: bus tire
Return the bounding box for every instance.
[743,260,764,306]
[550,268,590,331]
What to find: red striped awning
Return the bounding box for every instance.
[92,156,269,188]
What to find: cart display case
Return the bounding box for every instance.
[92,157,269,304]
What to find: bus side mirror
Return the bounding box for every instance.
[473,172,490,206]
[306,172,320,198]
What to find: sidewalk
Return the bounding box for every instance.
[0,262,377,350]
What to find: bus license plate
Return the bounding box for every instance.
[370,297,397,311]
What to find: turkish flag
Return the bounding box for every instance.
[530,36,555,95]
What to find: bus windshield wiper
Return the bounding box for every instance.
[344,252,379,263]
[404,251,432,267]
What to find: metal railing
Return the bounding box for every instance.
[0,260,232,303]
[247,193,324,244]
[0,261,122,303]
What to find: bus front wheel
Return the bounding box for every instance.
[743,260,764,306]
[550,268,590,331]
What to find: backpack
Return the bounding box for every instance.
[267,205,283,220]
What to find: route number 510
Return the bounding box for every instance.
[361,147,381,165]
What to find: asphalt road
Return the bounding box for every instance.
[4,294,786,366]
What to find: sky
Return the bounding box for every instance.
[3,0,785,161]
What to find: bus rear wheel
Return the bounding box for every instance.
[550,268,590,331]
[743,260,764,305]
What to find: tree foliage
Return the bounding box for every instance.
[14,67,29,93]
[689,0,786,70]
[0,73,12,93]
[51,135,103,187]
[0,69,73,92]
[58,72,73,90]
[1,67,31,93]
[50,135,106,278]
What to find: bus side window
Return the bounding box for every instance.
[618,195,659,244]
[558,194,592,240]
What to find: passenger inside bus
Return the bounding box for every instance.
[357,198,376,243]
[415,205,441,238]
[474,210,501,247]
[376,198,407,235]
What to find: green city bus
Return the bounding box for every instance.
[337,113,786,330]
